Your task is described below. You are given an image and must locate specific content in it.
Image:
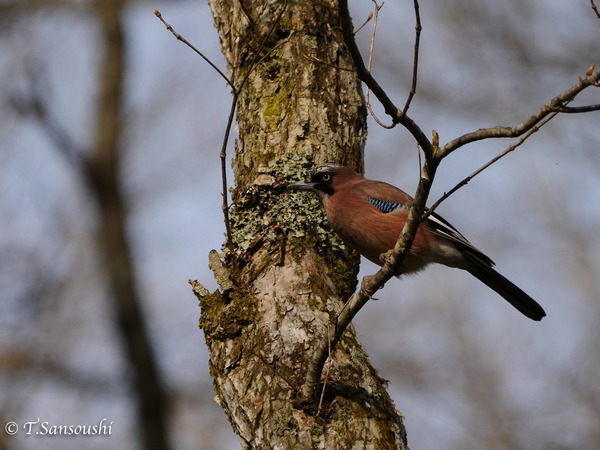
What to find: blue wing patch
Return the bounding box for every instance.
[367,196,495,267]
[366,197,410,213]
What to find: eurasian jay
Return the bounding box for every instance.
[288,164,546,321]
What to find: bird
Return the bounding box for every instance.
[288,164,546,321]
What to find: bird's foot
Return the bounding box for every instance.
[379,249,394,266]
[379,249,404,276]
[360,275,379,300]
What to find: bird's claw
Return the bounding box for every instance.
[360,275,379,300]
[379,249,394,266]
[379,250,404,277]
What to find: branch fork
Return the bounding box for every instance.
[303,0,600,402]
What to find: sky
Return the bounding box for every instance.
[1,1,599,449]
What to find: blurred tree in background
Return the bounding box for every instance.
[0,1,599,449]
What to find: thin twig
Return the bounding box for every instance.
[556,104,600,113]
[365,1,394,129]
[220,94,239,270]
[426,70,600,217]
[155,9,238,273]
[591,0,600,19]
[317,320,333,414]
[339,0,434,156]
[424,111,559,221]
[440,70,600,157]
[341,0,600,161]
[354,11,373,35]
[156,4,290,275]
[402,0,421,115]
[154,10,234,89]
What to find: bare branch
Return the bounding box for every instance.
[354,11,373,34]
[219,94,239,274]
[154,10,239,275]
[157,4,290,277]
[425,111,558,220]
[402,0,421,115]
[154,10,234,89]
[306,3,600,403]
[591,0,600,19]
[339,0,434,156]
[305,0,441,402]
[341,1,600,162]
[365,1,394,129]
[556,104,600,113]
[355,0,422,127]
[307,72,600,395]
[441,70,600,156]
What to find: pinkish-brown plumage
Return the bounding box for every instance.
[288,164,546,321]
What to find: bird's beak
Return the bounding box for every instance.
[287,179,316,191]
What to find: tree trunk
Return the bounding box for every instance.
[195,1,408,447]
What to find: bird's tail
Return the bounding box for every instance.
[467,265,546,321]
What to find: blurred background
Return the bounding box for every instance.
[0,0,598,449]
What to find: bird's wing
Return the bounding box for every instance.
[355,180,495,268]
[426,212,495,267]
[354,180,415,208]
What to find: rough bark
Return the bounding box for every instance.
[194,1,408,448]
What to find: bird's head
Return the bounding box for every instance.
[287,164,360,198]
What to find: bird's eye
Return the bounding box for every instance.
[321,173,331,182]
